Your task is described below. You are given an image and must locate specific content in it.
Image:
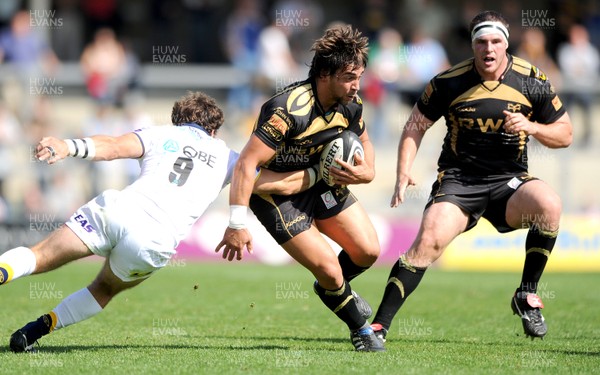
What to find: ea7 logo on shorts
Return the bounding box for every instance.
[320,191,337,209]
[74,213,95,233]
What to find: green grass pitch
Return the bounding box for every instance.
[1,260,598,374]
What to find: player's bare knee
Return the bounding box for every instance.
[545,196,562,219]
[351,244,380,266]
[314,262,344,289]
[418,237,445,256]
[536,194,562,231]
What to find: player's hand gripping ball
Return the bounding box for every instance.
[319,131,364,186]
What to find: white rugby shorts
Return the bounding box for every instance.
[65,189,177,282]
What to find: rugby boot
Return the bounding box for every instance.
[511,290,547,339]
[352,290,373,320]
[370,323,388,343]
[9,314,52,353]
[350,326,386,352]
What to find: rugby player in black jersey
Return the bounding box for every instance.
[216,25,384,352]
[370,11,572,342]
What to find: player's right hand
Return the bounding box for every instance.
[215,227,253,261]
[390,173,416,208]
[35,136,68,164]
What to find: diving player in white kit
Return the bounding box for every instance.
[1,91,317,352]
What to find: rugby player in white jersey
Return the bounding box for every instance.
[1,91,317,353]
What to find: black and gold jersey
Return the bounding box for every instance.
[417,54,566,176]
[253,78,365,172]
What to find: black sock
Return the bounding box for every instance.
[338,250,370,282]
[373,256,427,331]
[519,227,557,294]
[314,280,367,331]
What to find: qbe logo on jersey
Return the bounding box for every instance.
[320,191,337,209]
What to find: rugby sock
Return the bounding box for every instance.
[314,280,368,331]
[519,227,558,294]
[51,287,103,330]
[0,247,37,285]
[372,256,427,331]
[15,287,103,345]
[338,250,370,282]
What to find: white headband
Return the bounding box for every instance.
[471,21,509,44]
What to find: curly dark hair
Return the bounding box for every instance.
[308,24,369,79]
[171,91,224,134]
[469,10,510,35]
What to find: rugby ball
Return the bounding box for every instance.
[319,131,364,186]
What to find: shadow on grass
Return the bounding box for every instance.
[0,335,350,354]
[541,349,600,357]
[383,336,600,357]
[1,343,291,354]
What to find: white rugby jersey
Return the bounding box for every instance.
[121,123,238,244]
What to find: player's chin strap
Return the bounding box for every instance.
[65,138,96,160]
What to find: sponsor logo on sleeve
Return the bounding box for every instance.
[551,96,562,111]
[268,114,289,136]
[421,83,433,105]
[260,122,284,142]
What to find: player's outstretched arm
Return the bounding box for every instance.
[391,105,434,207]
[216,134,275,261]
[35,133,143,164]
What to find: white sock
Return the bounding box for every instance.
[51,287,103,330]
[0,247,36,284]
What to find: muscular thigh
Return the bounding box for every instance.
[315,200,379,260]
[406,202,469,267]
[505,179,562,231]
[415,202,469,249]
[31,225,93,273]
[280,226,342,288]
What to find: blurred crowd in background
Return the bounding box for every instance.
[0,0,599,225]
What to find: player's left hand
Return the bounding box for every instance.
[215,227,253,261]
[35,136,68,164]
[503,110,538,136]
[330,152,374,185]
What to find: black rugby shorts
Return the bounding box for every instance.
[250,180,357,244]
[425,170,537,233]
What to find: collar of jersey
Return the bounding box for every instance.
[180,122,210,136]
